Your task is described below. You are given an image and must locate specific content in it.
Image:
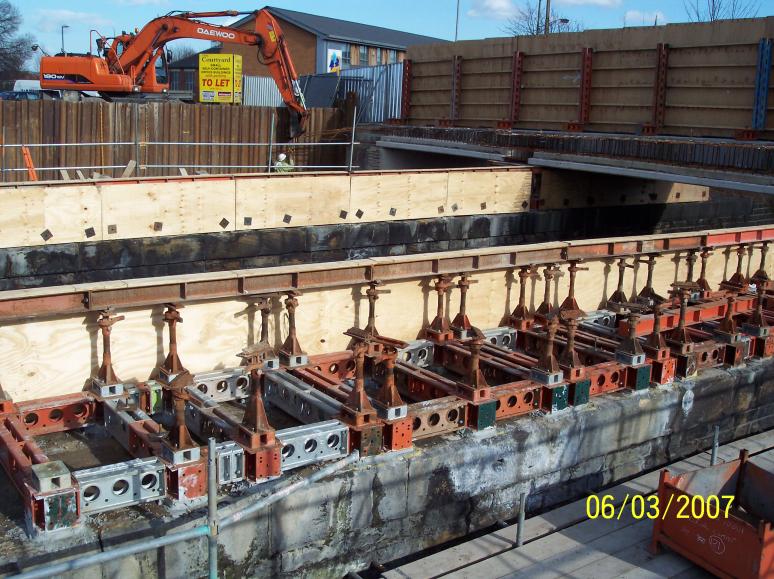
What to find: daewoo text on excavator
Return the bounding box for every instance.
[39,9,308,137]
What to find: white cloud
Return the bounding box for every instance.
[556,0,621,6]
[467,0,520,20]
[35,10,113,33]
[624,9,667,26]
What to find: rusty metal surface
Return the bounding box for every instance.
[1,226,774,323]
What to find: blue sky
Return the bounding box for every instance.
[19,0,774,57]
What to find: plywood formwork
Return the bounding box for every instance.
[0,227,771,400]
[537,170,709,209]
[0,167,532,248]
[405,17,774,137]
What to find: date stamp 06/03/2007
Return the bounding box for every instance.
[586,494,736,521]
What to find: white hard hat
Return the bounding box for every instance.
[277,153,287,162]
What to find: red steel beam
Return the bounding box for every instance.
[510,51,525,124]
[0,226,772,323]
[619,294,758,337]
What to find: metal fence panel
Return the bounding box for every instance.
[338,62,403,124]
[243,63,403,123]
[242,76,284,107]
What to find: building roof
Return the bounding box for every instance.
[237,6,447,50]
[169,46,220,70]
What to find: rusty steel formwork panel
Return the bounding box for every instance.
[651,450,774,579]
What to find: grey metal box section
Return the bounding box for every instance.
[584,310,618,329]
[215,441,245,484]
[74,457,166,514]
[397,340,434,368]
[264,371,341,424]
[483,327,517,350]
[30,461,71,494]
[615,351,646,366]
[192,368,252,402]
[276,421,349,470]
[89,379,125,398]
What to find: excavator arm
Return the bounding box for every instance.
[40,9,308,136]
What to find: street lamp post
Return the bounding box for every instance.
[455,0,460,41]
[544,0,551,35]
[61,25,70,54]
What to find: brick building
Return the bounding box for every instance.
[169,6,444,91]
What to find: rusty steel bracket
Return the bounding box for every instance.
[279,291,308,367]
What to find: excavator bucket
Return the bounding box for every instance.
[289,111,306,140]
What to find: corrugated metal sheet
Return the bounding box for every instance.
[242,76,283,107]
[244,63,404,123]
[338,63,403,124]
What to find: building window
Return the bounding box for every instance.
[359,45,368,67]
[342,44,351,69]
[387,49,397,64]
[375,47,382,66]
[184,70,194,92]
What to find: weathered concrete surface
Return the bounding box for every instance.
[2,359,773,578]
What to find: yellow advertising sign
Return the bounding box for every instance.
[199,53,243,104]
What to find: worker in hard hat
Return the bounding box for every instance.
[274,153,294,173]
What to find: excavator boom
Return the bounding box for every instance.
[40,9,308,136]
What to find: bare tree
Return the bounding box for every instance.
[168,43,199,64]
[684,0,759,21]
[505,0,582,36]
[0,1,34,79]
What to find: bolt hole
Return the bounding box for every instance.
[327,434,340,448]
[611,372,620,384]
[418,349,428,360]
[701,352,709,362]
[73,404,87,418]
[413,417,422,430]
[507,395,517,407]
[24,413,38,426]
[197,384,208,394]
[112,479,129,496]
[217,380,228,393]
[596,375,606,387]
[282,444,294,458]
[141,473,157,489]
[524,391,534,404]
[304,439,318,453]
[428,413,440,426]
[83,485,100,502]
[329,363,339,374]
[236,377,249,391]
[49,409,63,422]
[502,335,512,345]
[447,409,458,422]
[404,351,412,361]
[346,360,355,371]
[490,337,497,344]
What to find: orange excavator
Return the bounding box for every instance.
[39,9,308,136]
